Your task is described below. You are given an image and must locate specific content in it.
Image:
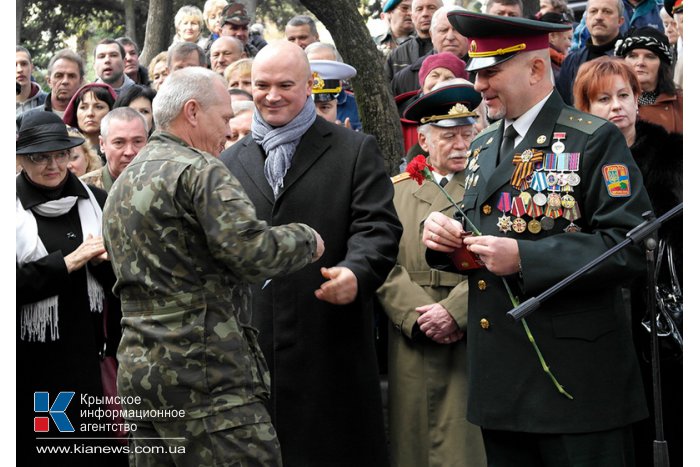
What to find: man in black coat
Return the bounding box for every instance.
[220,40,402,467]
[422,12,652,466]
[384,0,442,84]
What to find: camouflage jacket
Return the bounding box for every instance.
[80,165,113,191]
[103,131,317,420]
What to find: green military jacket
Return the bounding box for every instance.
[377,169,486,467]
[429,92,652,434]
[103,131,317,421]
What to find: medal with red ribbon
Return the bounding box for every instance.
[511,196,527,234]
[497,192,513,233]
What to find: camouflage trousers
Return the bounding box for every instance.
[127,402,281,467]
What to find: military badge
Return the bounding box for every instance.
[602,164,631,197]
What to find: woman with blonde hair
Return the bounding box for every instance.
[224,58,253,95]
[148,51,169,91]
[171,5,207,49]
[201,0,229,60]
[66,128,102,177]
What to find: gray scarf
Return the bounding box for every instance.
[252,96,316,197]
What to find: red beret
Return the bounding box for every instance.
[418,53,468,88]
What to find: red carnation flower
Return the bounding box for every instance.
[406,155,435,186]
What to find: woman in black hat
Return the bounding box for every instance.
[615,26,683,134]
[16,111,125,465]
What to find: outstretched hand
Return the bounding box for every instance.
[314,266,358,305]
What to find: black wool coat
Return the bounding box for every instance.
[220,116,402,467]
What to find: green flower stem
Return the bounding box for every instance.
[501,273,574,400]
[427,173,482,236]
[426,171,573,400]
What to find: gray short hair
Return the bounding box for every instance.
[286,15,319,37]
[413,0,444,11]
[116,36,139,53]
[48,49,85,78]
[168,42,207,68]
[430,6,450,34]
[305,42,344,62]
[586,0,624,16]
[153,67,227,129]
[100,107,148,139]
[417,123,433,143]
[232,100,255,115]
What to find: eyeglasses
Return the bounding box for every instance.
[26,150,70,166]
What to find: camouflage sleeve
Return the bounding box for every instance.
[185,159,317,283]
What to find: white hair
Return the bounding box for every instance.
[413,0,444,11]
[100,107,148,139]
[232,100,255,115]
[153,67,227,129]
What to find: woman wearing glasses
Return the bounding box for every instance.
[16,111,125,465]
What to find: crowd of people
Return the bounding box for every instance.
[16,0,683,465]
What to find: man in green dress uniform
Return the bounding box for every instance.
[377,80,486,467]
[422,12,653,466]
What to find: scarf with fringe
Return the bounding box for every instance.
[16,177,104,342]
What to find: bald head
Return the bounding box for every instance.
[252,41,313,127]
[254,40,311,77]
[210,36,245,74]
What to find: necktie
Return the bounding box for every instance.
[499,124,518,164]
[439,177,449,187]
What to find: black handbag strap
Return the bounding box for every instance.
[654,239,666,281]
[665,243,681,298]
[655,239,682,299]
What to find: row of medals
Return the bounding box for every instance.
[465,138,583,235]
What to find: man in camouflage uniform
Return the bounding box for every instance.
[374,0,415,58]
[102,66,324,467]
[80,107,148,191]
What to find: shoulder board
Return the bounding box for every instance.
[392,172,412,184]
[556,108,607,135]
[473,120,501,140]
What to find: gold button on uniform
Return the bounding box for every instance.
[477,280,487,290]
[480,318,490,329]
[482,205,492,215]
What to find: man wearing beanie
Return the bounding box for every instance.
[375,0,416,57]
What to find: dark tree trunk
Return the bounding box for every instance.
[240,0,257,23]
[299,0,404,175]
[140,0,172,66]
[16,0,24,44]
[124,0,136,43]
